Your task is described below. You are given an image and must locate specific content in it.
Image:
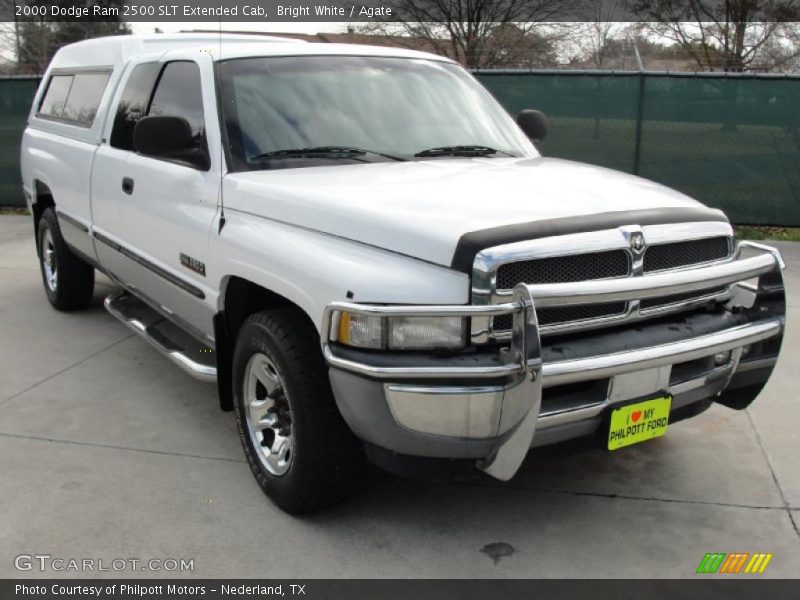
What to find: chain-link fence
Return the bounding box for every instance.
[477,70,800,226]
[2,72,800,226]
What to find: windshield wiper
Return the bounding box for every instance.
[251,146,406,161]
[414,145,514,158]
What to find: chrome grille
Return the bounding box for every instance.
[482,226,734,338]
[643,236,730,272]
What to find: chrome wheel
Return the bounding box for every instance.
[41,228,57,292]
[244,353,293,476]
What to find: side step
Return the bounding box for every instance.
[104,290,217,382]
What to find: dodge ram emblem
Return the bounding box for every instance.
[629,232,645,252]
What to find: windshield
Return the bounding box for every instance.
[217,55,537,171]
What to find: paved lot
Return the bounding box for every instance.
[0,214,798,578]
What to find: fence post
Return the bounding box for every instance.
[633,72,645,175]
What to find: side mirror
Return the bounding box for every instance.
[133,115,210,170]
[517,109,548,144]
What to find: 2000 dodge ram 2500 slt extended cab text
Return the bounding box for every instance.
[21,34,786,513]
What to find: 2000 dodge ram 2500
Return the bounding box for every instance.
[21,34,786,513]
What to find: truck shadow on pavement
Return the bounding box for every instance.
[315,400,766,517]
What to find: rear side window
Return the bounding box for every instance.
[110,62,161,150]
[39,75,73,118]
[38,71,111,126]
[61,72,111,124]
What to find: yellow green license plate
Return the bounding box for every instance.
[608,396,672,450]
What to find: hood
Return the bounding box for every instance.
[225,157,717,268]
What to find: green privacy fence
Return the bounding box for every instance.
[477,70,800,226]
[0,76,39,208]
[2,72,800,226]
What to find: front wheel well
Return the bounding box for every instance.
[214,277,317,411]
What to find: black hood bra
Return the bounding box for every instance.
[450,206,730,273]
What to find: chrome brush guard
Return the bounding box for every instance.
[322,241,786,480]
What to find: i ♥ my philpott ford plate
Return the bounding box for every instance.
[608,396,672,450]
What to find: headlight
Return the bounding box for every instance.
[387,316,466,350]
[336,312,467,350]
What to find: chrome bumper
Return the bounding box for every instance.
[322,242,785,481]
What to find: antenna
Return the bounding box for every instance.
[217,16,226,234]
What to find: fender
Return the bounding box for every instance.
[209,208,470,334]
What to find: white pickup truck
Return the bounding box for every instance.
[21,34,786,513]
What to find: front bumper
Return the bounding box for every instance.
[322,242,786,481]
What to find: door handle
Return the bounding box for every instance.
[121,177,134,195]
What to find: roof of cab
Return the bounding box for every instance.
[205,41,452,63]
[49,33,452,70]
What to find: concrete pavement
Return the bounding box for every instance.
[0,214,798,578]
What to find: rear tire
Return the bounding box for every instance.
[37,207,95,311]
[232,307,363,513]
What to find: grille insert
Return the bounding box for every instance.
[643,237,730,273]
[495,250,629,290]
[493,302,627,329]
[493,250,629,332]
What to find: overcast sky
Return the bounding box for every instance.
[129,21,350,36]
[0,20,350,60]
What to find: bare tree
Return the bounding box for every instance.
[0,2,23,72]
[359,0,578,68]
[749,21,800,70]
[627,0,800,72]
[576,0,625,68]
[477,23,562,68]
[1,1,130,74]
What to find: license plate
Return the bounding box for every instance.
[608,396,672,450]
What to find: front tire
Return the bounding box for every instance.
[232,308,363,513]
[37,207,95,311]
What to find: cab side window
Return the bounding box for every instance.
[147,61,207,148]
[110,61,207,161]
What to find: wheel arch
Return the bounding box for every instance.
[214,275,320,412]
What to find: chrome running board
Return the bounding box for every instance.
[104,290,217,382]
